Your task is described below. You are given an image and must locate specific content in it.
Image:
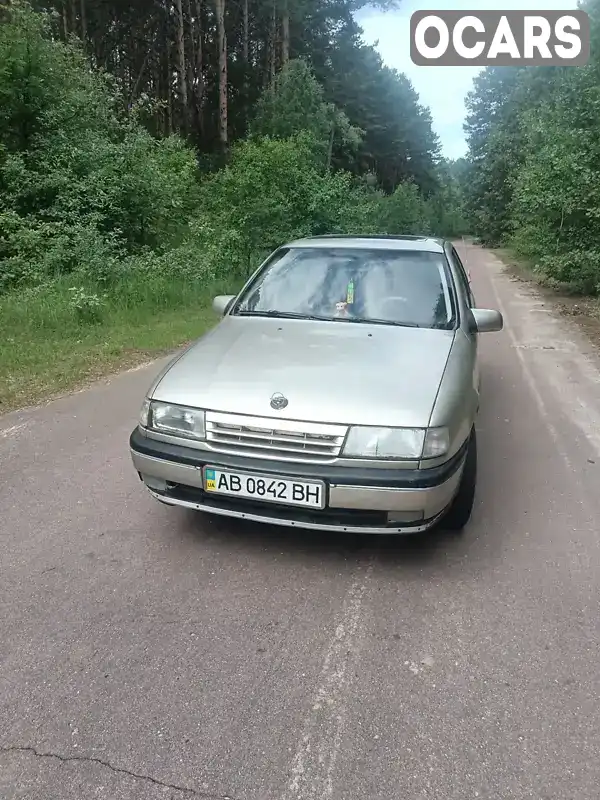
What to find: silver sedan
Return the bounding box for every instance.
[130,235,503,534]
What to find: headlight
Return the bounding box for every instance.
[139,397,151,428]
[342,426,449,460]
[144,400,206,440]
[422,427,450,458]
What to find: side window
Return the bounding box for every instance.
[449,248,475,308]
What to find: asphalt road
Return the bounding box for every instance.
[3,243,600,800]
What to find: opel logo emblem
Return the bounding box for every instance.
[270,392,288,410]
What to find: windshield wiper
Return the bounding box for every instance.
[332,317,424,329]
[236,310,332,321]
[236,310,424,328]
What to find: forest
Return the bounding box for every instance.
[0,1,465,296]
[5,0,600,410]
[0,0,466,409]
[461,0,600,295]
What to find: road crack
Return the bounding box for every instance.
[0,745,239,799]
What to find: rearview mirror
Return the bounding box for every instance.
[468,308,503,333]
[212,295,236,316]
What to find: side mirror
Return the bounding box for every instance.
[468,308,503,333]
[212,295,236,316]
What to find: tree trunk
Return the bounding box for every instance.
[215,0,227,149]
[62,0,68,38]
[79,0,87,42]
[166,28,173,136]
[242,0,248,63]
[174,0,189,132]
[128,31,135,102]
[131,48,151,106]
[269,0,276,82]
[326,123,334,171]
[242,0,249,129]
[185,0,196,130]
[155,56,164,136]
[194,0,205,137]
[118,45,126,95]
[281,0,289,64]
[261,34,270,88]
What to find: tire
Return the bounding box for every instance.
[442,428,477,532]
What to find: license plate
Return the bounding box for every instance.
[203,467,325,509]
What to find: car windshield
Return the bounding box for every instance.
[233,246,455,330]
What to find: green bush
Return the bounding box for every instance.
[0,1,459,311]
[462,4,600,293]
[0,2,199,290]
[376,182,433,235]
[249,58,363,168]
[192,133,380,275]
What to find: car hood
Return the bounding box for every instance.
[152,317,455,427]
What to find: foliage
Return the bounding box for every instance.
[427,160,469,238]
[249,59,362,168]
[463,0,600,293]
[0,2,460,300]
[20,0,437,196]
[190,133,394,275]
[68,286,106,323]
[462,67,526,245]
[0,2,199,291]
[0,1,474,411]
[375,182,432,236]
[322,27,441,193]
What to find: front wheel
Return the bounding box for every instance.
[442,428,477,532]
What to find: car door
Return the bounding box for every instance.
[449,246,480,400]
[450,246,476,308]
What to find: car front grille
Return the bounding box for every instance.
[205,411,347,463]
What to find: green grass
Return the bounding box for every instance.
[0,273,240,414]
[494,246,595,297]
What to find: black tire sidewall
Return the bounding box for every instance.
[443,428,477,531]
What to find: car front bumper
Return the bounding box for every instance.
[129,427,467,535]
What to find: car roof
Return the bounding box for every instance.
[285,234,447,254]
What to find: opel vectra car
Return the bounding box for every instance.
[129,235,503,534]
